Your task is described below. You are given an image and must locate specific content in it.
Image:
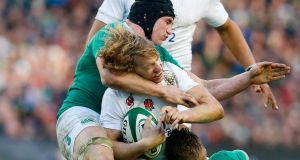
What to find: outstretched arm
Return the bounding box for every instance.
[215,18,281,110]
[188,62,290,101]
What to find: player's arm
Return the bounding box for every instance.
[96,57,196,107]
[161,64,224,124]
[204,1,281,109]
[215,18,281,110]
[183,83,224,123]
[161,83,224,126]
[98,57,164,96]
[86,0,127,44]
[187,62,290,101]
[86,20,106,45]
[215,18,255,68]
[104,117,165,160]
[204,0,253,67]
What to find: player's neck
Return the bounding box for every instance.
[125,19,146,38]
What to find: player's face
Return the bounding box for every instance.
[151,16,173,45]
[133,55,163,83]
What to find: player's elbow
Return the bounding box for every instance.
[208,96,225,121]
[215,104,224,120]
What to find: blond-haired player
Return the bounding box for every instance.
[87,0,280,110]
[99,26,290,160]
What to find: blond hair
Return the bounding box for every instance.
[99,25,159,72]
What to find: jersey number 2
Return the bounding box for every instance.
[168,33,175,42]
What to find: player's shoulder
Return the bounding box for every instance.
[92,22,124,40]
[163,62,183,74]
[209,150,249,160]
[104,22,124,30]
[88,22,122,49]
[100,0,129,6]
[102,0,134,9]
[105,88,128,98]
[163,61,179,70]
[171,0,212,7]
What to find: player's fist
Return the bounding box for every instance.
[160,106,184,128]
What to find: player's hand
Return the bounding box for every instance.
[249,62,290,84]
[141,116,165,150]
[160,106,184,128]
[249,62,290,110]
[162,86,198,108]
[255,83,279,110]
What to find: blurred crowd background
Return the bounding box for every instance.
[0,0,299,160]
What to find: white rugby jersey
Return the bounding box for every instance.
[99,62,198,131]
[96,0,228,70]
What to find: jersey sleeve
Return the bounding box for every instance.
[100,89,127,131]
[166,62,198,92]
[87,23,118,58]
[202,0,229,27]
[155,45,183,69]
[88,26,108,58]
[95,0,127,24]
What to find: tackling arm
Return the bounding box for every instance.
[97,58,164,96]
[96,57,197,107]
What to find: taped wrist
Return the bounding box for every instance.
[245,63,256,71]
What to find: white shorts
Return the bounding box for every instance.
[56,106,100,160]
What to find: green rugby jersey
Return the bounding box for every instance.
[209,150,249,160]
[57,22,182,119]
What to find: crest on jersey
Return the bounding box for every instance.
[163,70,178,87]
[144,99,154,111]
[126,94,134,107]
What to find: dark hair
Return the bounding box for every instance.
[128,0,175,39]
[165,128,207,160]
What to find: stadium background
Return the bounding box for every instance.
[0,0,299,159]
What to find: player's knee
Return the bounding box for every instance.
[74,126,113,160]
[84,144,114,160]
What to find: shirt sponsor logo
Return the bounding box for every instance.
[80,118,95,125]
